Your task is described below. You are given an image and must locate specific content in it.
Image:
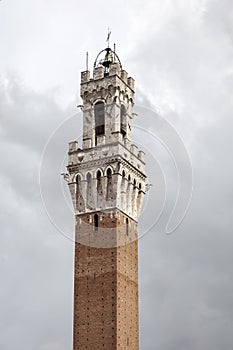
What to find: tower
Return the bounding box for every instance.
[65,46,147,349]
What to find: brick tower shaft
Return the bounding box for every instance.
[73,212,138,349]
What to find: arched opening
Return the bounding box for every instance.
[76,174,81,195]
[86,172,92,183]
[106,168,113,202]
[94,214,98,233]
[86,173,92,208]
[94,101,105,139]
[97,170,102,195]
[120,170,126,209]
[76,174,84,212]
[126,175,131,212]
[76,174,81,184]
[137,183,143,215]
[132,179,137,216]
[107,168,112,178]
[120,105,126,136]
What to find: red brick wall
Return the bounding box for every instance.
[73,211,138,350]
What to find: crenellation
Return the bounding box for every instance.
[81,70,90,83]
[68,140,79,154]
[93,66,105,80]
[82,138,91,149]
[130,144,139,156]
[109,62,121,77]
[138,150,146,163]
[80,75,135,104]
[127,77,135,91]
[120,70,128,83]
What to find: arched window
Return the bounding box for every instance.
[120,105,126,136]
[86,173,92,208]
[106,168,112,201]
[137,183,143,215]
[76,174,81,196]
[121,170,126,195]
[107,168,112,178]
[126,174,131,211]
[76,174,84,211]
[94,214,98,233]
[132,179,137,216]
[86,172,91,185]
[94,102,105,137]
[76,174,81,185]
[97,170,102,195]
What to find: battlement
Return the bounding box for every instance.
[68,140,146,169]
[66,138,146,221]
[81,63,135,92]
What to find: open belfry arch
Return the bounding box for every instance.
[64,44,147,349]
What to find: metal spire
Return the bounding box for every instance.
[86,51,89,71]
[106,28,111,48]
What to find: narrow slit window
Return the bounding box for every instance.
[126,218,129,236]
[94,214,98,233]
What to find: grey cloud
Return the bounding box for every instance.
[1,1,233,350]
[0,77,73,350]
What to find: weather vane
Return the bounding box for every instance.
[106,28,111,48]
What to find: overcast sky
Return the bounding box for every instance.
[1,1,233,349]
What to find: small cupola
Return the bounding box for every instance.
[93,47,122,75]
